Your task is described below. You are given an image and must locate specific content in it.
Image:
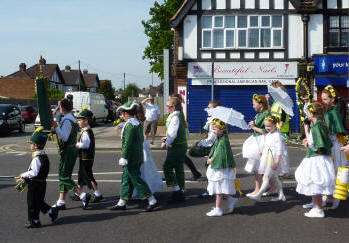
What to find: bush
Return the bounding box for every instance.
[157,115,167,126]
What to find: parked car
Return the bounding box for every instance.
[34,106,57,129]
[0,104,25,134]
[20,105,38,123]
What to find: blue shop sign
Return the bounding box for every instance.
[314,56,349,75]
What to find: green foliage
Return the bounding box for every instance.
[122,83,139,103]
[157,114,167,126]
[142,0,184,79]
[98,80,115,100]
[31,88,65,100]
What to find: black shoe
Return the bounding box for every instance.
[91,195,103,203]
[109,204,127,211]
[198,192,211,198]
[25,221,41,228]
[52,204,66,210]
[144,202,159,212]
[70,193,81,201]
[192,173,202,181]
[82,194,91,209]
[48,207,59,222]
[167,191,185,204]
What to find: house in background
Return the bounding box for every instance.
[83,69,100,92]
[6,56,65,92]
[0,77,35,99]
[139,83,164,97]
[61,65,86,91]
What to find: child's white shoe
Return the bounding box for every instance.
[227,197,238,213]
[247,193,261,202]
[302,202,314,209]
[206,207,223,217]
[304,208,325,218]
[270,195,286,202]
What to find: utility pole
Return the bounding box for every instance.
[151,72,153,86]
[123,72,126,90]
[78,60,81,91]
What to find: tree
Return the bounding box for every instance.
[122,83,139,103]
[142,0,184,79]
[98,80,115,100]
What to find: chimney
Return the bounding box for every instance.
[83,69,88,75]
[19,63,26,71]
[39,56,46,65]
[65,65,71,71]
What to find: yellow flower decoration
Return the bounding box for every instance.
[265,115,278,124]
[324,85,336,98]
[307,103,315,113]
[212,118,226,129]
[253,94,262,103]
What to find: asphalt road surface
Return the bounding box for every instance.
[0,142,348,243]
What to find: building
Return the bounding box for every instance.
[61,65,86,92]
[0,77,35,99]
[6,56,65,92]
[138,83,164,97]
[83,69,100,92]
[170,0,348,132]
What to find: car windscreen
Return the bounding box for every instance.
[0,106,9,118]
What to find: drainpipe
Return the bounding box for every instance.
[301,14,310,61]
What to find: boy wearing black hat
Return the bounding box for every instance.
[71,109,103,202]
[18,127,59,228]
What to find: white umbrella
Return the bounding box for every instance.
[205,106,250,130]
[267,85,294,117]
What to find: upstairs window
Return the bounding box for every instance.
[201,15,283,49]
[329,16,349,48]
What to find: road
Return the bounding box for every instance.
[0,124,348,243]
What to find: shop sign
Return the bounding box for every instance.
[188,62,298,79]
[314,56,349,75]
[190,78,296,86]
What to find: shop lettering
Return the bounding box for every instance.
[332,62,348,68]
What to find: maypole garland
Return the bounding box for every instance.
[295,77,311,122]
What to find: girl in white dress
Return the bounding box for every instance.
[247,116,289,202]
[295,102,335,218]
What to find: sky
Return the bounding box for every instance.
[0,0,164,89]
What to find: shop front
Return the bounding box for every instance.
[186,61,300,132]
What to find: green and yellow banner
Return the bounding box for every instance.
[35,75,52,130]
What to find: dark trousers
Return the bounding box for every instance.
[27,181,51,222]
[78,159,97,189]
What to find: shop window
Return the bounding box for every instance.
[202,15,283,49]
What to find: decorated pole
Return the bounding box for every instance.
[35,65,52,130]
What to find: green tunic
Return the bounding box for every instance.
[163,112,188,190]
[120,120,151,200]
[306,119,332,158]
[208,134,235,169]
[324,104,346,135]
[253,110,270,136]
[58,119,79,193]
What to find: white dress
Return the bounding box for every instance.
[258,130,290,175]
[295,132,336,196]
[242,135,265,173]
[330,134,348,170]
[206,165,236,195]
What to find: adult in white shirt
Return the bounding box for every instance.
[142,95,160,145]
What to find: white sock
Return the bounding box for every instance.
[79,192,86,200]
[147,195,157,205]
[48,208,52,214]
[56,200,65,206]
[173,185,180,191]
[33,219,40,223]
[94,190,102,197]
[117,199,127,206]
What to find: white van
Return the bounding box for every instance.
[65,91,108,125]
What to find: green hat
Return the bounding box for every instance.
[77,109,93,119]
[30,126,48,147]
[116,102,139,112]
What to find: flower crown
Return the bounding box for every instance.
[253,94,263,103]
[324,85,336,98]
[265,115,278,124]
[306,103,315,113]
[212,118,226,129]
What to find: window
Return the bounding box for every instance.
[329,16,349,48]
[201,15,283,49]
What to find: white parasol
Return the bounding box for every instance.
[267,84,294,117]
[205,106,250,130]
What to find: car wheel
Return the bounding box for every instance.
[18,122,25,133]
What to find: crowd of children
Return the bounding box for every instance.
[18,83,348,228]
